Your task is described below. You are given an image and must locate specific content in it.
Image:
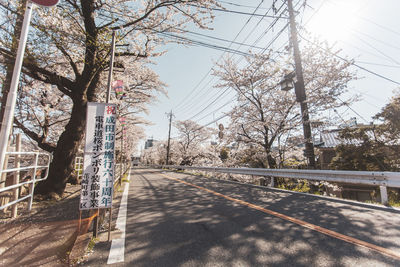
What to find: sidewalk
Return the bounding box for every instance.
[0,184,89,266]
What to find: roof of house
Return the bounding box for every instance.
[317,128,375,148]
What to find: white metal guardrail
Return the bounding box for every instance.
[160,165,400,205]
[0,151,52,215]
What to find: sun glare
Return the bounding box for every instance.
[307,0,364,44]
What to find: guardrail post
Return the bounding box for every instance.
[28,152,39,211]
[0,139,11,194]
[11,134,21,218]
[380,185,388,205]
[269,177,275,188]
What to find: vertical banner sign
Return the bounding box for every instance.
[80,103,117,210]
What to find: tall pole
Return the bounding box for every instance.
[287,0,316,168]
[166,110,173,165]
[106,30,116,241]
[0,1,33,174]
[0,0,26,133]
[106,31,116,104]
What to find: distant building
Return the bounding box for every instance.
[144,138,156,149]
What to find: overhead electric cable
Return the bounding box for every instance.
[177,0,299,124]
[185,2,296,125]
[351,33,400,66]
[298,33,400,86]
[173,0,267,113]
[182,29,265,50]
[158,32,253,57]
[217,0,270,10]
[355,61,400,69]
[192,1,306,130]
[195,96,236,122]
[186,87,231,121]
[176,4,284,116]
[189,5,287,19]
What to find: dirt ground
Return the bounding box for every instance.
[0,179,126,267]
[0,183,84,266]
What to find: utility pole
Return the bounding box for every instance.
[166,110,173,165]
[287,0,316,168]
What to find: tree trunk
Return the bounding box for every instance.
[35,97,87,196]
[264,145,277,169]
[267,154,277,168]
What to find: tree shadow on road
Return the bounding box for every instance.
[88,169,400,266]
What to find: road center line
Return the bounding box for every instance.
[107,172,130,264]
[160,172,400,261]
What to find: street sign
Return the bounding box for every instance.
[30,0,59,7]
[80,103,117,210]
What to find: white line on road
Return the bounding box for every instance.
[107,172,130,264]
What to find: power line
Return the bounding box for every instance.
[173,0,268,113]
[176,0,297,125]
[183,2,294,126]
[189,5,288,19]
[182,29,266,50]
[352,29,400,52]
[217,0,270,10]
[177,2,289,117]
[359,16,400,37]
[186,87,231,121]
[195,96,236,122]
[195,112,231,131]
[323,0,400,38]
[298,33,400,86]
[158,32,253,57]
[177,22,289,120]
[355,61,400,69]
[351,32,400,66]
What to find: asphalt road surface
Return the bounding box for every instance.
[85,168,400,266]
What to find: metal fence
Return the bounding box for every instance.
[0,151,52,216]
[115,162,130,185]
[160,165,400,205]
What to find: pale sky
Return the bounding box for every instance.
[140,0,400,151]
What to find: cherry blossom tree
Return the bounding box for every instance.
[213,43,357,168]
[0,0,219,196]
[174,120,214,166]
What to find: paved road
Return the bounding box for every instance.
[85,168,400,266]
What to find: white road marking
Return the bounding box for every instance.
[107,172,130,264]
